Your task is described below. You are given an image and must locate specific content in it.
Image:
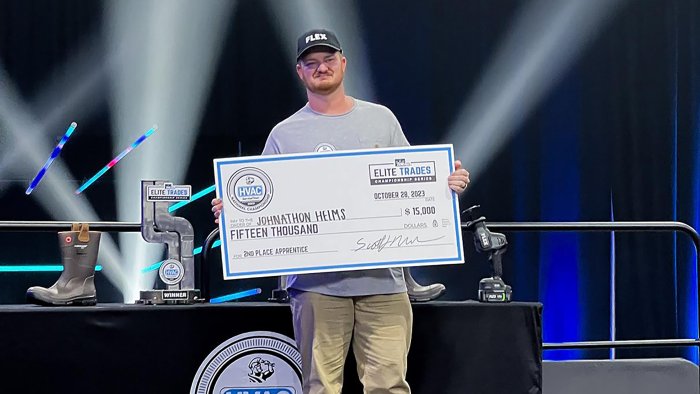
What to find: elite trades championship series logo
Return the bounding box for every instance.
[191,331,302,394]
[368,158,437,185]
[227,167,274,213]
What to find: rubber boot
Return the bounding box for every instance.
[404,267,446,302]
[26,223,101,306]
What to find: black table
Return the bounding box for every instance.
[0,301,542,394]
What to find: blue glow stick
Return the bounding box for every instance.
[25,122,78,195]
[75,125,158,194]
[209,288,262,304]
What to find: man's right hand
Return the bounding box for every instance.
[211,198,223,224]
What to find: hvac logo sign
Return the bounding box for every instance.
[158,259,184,286]
[227,167,274,213]
[191,331,302,394]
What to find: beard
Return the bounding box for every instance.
[304,70,344,95]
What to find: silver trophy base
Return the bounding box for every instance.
[136,289,202,305]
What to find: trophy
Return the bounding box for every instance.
[137,180,201,304]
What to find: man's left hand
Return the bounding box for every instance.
[448,160,470,194]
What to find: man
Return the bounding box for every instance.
[212,28,470,394]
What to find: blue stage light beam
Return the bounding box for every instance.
[168,184,216,212]
[685,92,700,364]
[25,122,78,195]
[538,84,582,361]
[609,192,617,360]
[75,125,157,194]
[210,288,261,304]
[140,260,164,273]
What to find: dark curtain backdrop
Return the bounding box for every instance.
[0,0,699,362]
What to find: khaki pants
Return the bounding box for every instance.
[290,291,413,394]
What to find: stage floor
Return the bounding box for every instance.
[0,301,542,394]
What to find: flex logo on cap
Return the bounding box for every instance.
[305,33,327,43]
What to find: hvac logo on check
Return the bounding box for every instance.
[227,167,274,213]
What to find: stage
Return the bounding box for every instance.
[0,301,542,394]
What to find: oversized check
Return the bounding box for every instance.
[213,144,464,279]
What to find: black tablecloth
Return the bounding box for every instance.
[0,301,542,394]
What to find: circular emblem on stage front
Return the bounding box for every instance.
[159,259,184,286]
[190,331,302,394]
[315,143,336,152]
[227,167,274,213]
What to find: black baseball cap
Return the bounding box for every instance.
[296,29,342,61]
